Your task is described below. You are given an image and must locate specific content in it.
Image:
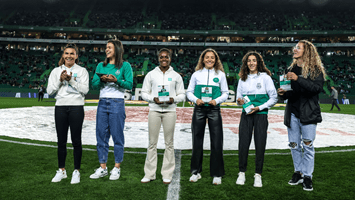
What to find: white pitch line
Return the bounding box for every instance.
[167,149,182,200]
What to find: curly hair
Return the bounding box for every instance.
[195,48,224,73]
[58,43,79,66]
[238,51,271,81]
[289,40,326,80]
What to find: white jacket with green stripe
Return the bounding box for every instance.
[236,72,277,114]
[187,68,229,105]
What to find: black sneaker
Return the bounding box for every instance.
[303,176,313,191]
[288,171,303,185]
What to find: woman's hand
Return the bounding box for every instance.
[247,106,259,115]
[237,98,244,105]
[208,100,217,106]
[277,88,286,96]
[287,72,298,81]
[196,99,204,106]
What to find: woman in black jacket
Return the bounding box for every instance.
[278,40,326,192]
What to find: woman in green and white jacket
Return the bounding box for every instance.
[235,51,277,188]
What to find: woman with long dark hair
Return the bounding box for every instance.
[278,40,326,191]
[235,51,277,187]
[47,43,89,184]
[90,39,133,181]
[186,48,229,185]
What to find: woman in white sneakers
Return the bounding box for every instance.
[47,43,89,184]
[140,48,185,184]
[186,48,229,185]
[90,39,133,180]
[235,51,277,187]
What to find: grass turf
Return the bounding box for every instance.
[1,137,354,200]
[1,97,355,199]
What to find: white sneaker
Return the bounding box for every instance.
[51,169,67,182]
[212,177,222,185]
[141,177,152,183]
[109,167,120,180]
[163,178,171,184]
[189,173,201,182]
[254,173,262,187]
[71,170,80,184]
[90,167,108,179]
[236,172,246,185]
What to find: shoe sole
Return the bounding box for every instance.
[90,174,108,179]
[254,184,262,187]
[51,176,67,182]
[288,179,303,186]
[236,182,245,185]
[163,181,171,184]
[303,187,313,191]
[71,181,80,184]
[109,176,120,180]
[141,179,155,183]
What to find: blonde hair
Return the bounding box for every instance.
[58,43,79,66]
[195,48,224,73]
[289,40,326,80]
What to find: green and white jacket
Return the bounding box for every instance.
[236,72,277,114]
[187,68,229,105]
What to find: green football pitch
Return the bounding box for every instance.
[0,97,355,200]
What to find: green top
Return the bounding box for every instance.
[92,62,133,90]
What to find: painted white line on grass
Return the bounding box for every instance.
[0,139,165,155]
[1,139,354,156]
[180,148,355,157]
[167,150,182,200]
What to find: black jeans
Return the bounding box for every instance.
[55,106,84,170]
[330,99,340,110]
[190,105,225,177]
[238,112,268,174]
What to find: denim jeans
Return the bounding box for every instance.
[288,113,316,178]
[96,98,126,164]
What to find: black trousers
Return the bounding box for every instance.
[38,92,44,101]
[238,112,268,174]
[55,106,84,170]
[191,105,225,177]
[330,99,340,110]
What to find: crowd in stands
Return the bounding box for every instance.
[2,0,355,32]
[1,47,354,97]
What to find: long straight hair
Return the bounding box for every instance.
[103,39,124,69]
[58,43,79,66]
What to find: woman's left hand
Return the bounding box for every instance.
[106,74,118,82]
[208,100,217,106]
[287,72,298,81]
[247,106,259,115]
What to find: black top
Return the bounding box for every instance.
[289,65,302,118]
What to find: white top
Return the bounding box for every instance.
[236,72,278,111]
[141,66,186,112]
[47,64,89,106]
[186,68,229,104]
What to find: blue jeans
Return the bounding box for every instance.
[287,113,316,178]
[96,98,126,164]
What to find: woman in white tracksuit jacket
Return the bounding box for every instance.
[141,48,186,184]
[235,51,277,188]
[187,48,229,185]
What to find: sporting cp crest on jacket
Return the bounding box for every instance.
[115,70,120,75]
[256,83,262,89]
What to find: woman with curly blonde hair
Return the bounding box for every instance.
[235,51,277,188]
[278,40,326,191]
[186,48,229,185]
